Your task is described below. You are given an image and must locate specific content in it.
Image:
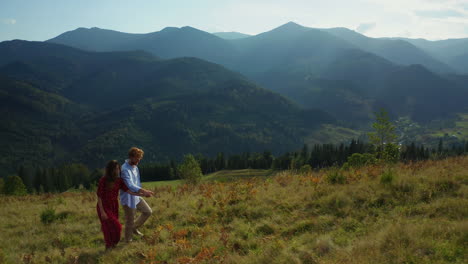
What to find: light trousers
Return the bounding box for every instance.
[122,198,152,242]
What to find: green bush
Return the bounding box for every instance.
[4,175,27,195]
[326,170,346,184]
[256,223,275,235]
[380,169,395,185]
[178,154,203,185]
[299,164,312,174]
[382,143,400,163]
[345,153,377,168]
[41,207,57,224]
[40,207,70,224]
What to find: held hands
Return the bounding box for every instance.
[138,188,154,197]
[144,189,155,197]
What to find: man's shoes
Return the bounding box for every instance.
[133,229,144,237]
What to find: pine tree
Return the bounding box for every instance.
[368,109,398,162]
[4,175,27,195]
[215,152,225,171]
[0,177,4,194]
[438,138,444,154]
[178,154,203,185]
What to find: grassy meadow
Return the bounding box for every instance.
[430,113,468,139]
[0,157,467,263]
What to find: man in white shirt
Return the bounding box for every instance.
[120,147,154,242]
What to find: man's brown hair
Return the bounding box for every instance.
[128,147,144,158]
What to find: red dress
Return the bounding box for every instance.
[96,176,129,248]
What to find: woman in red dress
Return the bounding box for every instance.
[97,160,143,250]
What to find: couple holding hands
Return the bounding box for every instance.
[96,147,155,250]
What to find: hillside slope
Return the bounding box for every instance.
[0,157,466,263]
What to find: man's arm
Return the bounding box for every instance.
[121,169,154,197]
[120,169,141,193]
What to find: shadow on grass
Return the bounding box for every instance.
[76,250,105,264]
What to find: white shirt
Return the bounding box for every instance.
[120,159,141,208]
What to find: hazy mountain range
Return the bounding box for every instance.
[1,22,467,174]
[48,22,468,122]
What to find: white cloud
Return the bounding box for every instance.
[414,9,465,18]
[2,18,16,25]
[361,0,468,39]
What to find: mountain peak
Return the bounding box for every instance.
[262,21,309,37]
[277,21,304,30]
[160,27,179,33]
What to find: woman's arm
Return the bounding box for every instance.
[97,197,108,220]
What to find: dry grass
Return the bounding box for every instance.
[0,157,467,263]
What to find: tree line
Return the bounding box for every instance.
[0,138,467,195]
[2,109,468,194]
[139,138,468,182]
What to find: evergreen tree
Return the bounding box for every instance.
[215,152,225,170]
[169,160,178,179]
[438,138,444,154]
[368,109,398,161]
[44,168,55,192]
[17,165,35,192]
[300,144,309,163]
[4,175,27,195]
[178,154,203,185]
[34,168,45,193]
[0,177,4,194]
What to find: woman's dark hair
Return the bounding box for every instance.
[104,160,121,183]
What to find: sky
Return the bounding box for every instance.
[1,0,468,42]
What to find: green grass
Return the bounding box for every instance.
[142,179,182,188]
[1,157,467,263]
[201,169,276,182]
[430,113,468,139]
[142,169,276,188]
[306,124,362,145]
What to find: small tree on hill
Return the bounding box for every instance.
[368,109,399,162]
[4,175,27,195]
[178,154,203,185]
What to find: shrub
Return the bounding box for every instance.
[40,207,70,224]
[4,175,27,195]
[178,154,203,185]
[299,164,312,174]
[345,153,377,168]
[326,169,346,184]
[382,143,400,163]
[41,207,57,224]
[256,223,275,235]
[380,169,395,185]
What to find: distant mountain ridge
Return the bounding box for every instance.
[0,40,334,175]
[213,32,251,40]
[48,22,460,74]
[322,27,454,74]
[44,23,468,122]
[395,37,468,74]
